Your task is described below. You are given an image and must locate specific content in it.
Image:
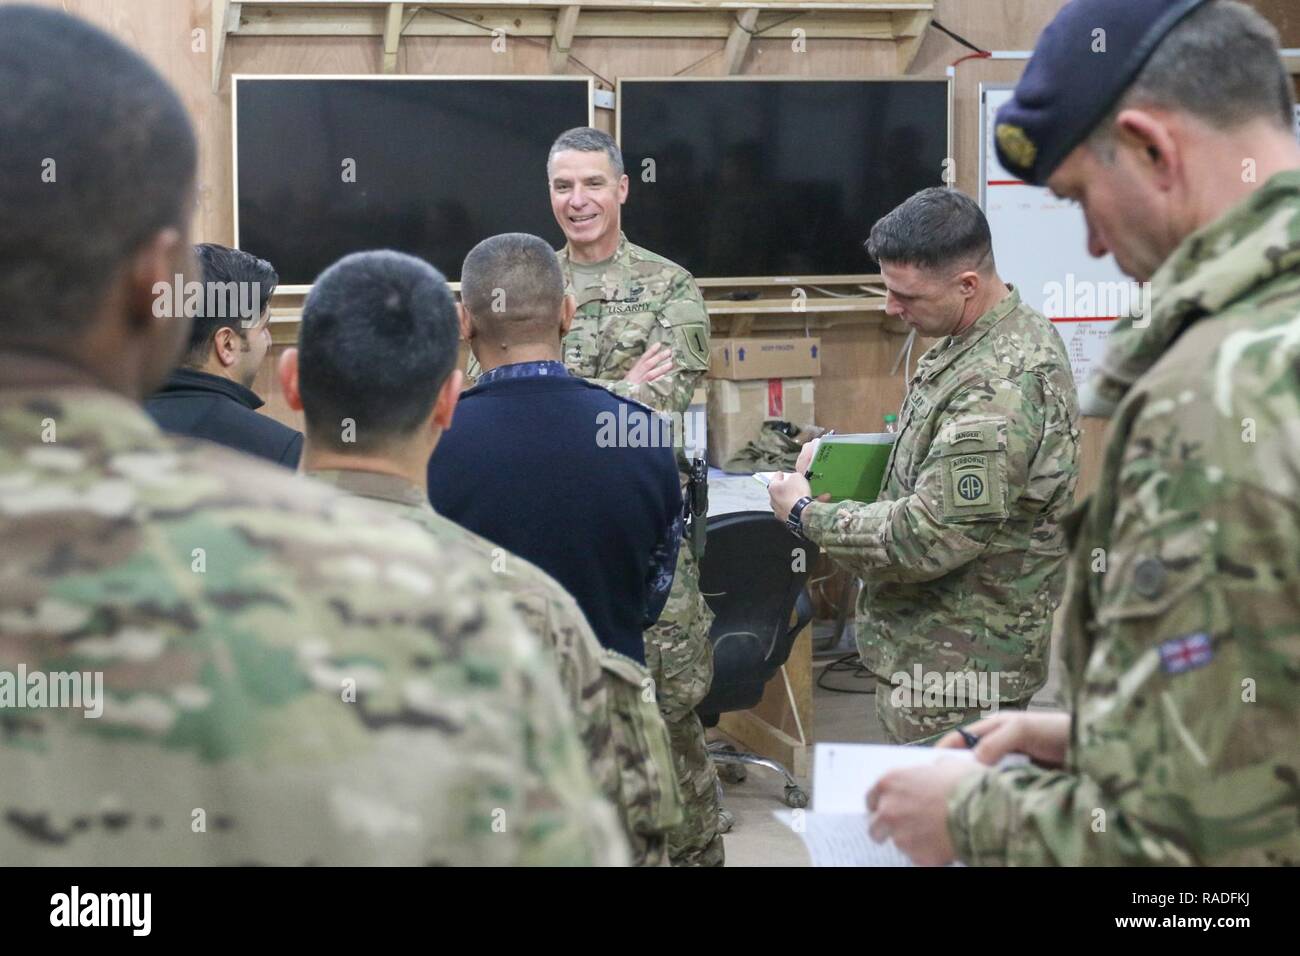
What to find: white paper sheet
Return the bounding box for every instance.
[774,743,976,867]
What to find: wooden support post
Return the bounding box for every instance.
[722,9,759,75]
[550,5,581,73]
[382,2,404,74]
[211,0,241,93]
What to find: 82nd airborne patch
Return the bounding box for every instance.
[950,454,991,507]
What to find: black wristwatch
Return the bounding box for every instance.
[786,496,814,539]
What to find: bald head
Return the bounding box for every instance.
[460,233,568,347]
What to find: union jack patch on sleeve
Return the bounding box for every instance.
[1158,632,1214,675]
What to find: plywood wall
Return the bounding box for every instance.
[13,0,1296,497]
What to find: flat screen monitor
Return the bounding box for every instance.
[617,78,950,279]
[234,76,593,286]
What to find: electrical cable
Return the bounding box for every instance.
[816,652,875,694]
[930,19,989,55]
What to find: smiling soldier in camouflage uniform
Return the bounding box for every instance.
[771,188,1080,745]
[469,126,724,865]
[867,0,1300,867]
[289,249,682,866]
[0,6,624,867]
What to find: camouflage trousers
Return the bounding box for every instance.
[644,543,725,867]
[874,677,1033,745]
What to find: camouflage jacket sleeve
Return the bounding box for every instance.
[801,376,1047,583]
[591,271,710,417]
[506,556,680,866]
[507,601,631,866]
[599,652,685,866]
[946,479,1300,866]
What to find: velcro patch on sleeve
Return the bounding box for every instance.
[1158,632,1214,675]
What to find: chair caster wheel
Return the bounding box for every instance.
[719,764,748,784]
[784,786,809,809]
[717,807,736,834]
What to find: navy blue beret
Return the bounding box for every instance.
[995,0,1211,185]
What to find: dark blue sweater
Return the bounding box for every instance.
[427,370,681,663]
[146,367,302,468]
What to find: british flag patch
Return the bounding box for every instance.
[1158,632,1214,675]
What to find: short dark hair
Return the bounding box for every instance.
[548,127,624,178]
[184,244,279,366]
[297,251,459,453]
[461,233,566,335]
[1092,1,1294,151]
[866,188,995,273]
[0,5,197,341]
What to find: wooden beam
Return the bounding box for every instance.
[382,2,404,73]
[721,8,759,74]
[234,0,931,12]
[231,6,905,40]
[549,5,581,73]
[212,0,242,93]
[706,296,886,315]
[891,8,930,73]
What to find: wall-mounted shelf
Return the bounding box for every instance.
[266,281,890,343]
[212,0,934,91]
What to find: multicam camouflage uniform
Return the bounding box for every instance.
[307,468,683,866]
[471,231,723,866]
[801,288,1080,743]
[948,170,1300,866]
[0,390,627,866]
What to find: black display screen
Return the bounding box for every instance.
[618,80,949,278]
[235,78,591,284]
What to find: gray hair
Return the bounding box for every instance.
[866,187,995,273]
[547,126,624,179]
[1091,1,1294,153]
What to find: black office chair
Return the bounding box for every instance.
[696,510,818,811]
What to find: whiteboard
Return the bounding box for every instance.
[979,85,1129,388]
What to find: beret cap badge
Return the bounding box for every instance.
[995,123,1037,175]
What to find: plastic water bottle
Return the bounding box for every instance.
[884,413,898,434]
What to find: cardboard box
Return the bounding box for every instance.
[707,378,816,468]
[709,337,821,380]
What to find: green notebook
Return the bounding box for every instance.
[807,433,896,503]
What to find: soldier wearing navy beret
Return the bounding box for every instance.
[867,0,1300,867]
[992,0,1212,188]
